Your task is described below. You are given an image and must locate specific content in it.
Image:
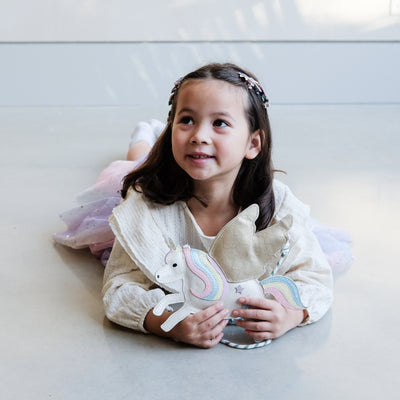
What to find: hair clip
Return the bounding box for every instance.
[238,73,269,109]
[168,77,184,106]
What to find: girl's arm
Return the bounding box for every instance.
[144,304,229,349]
[232,298,306,340]
[277,227,334,324]
[102,239,166,333]
[232,227,333,341]
[102,238,229,348]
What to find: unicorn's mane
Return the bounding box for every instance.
[182,246,228,301]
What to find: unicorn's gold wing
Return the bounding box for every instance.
[209,205,292,282]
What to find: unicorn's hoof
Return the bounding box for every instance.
[153,306,162,316]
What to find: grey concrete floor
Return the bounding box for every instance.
[1,105,399,399]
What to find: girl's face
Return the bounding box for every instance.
[171,79,261,192]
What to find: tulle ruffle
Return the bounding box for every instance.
[308,218,353,277]
[53,160,139,264]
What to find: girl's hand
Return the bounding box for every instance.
[145,302,229,349]
[232,297,306,341]
[170,303,229,348]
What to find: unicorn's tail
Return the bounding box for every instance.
[260,275,307,311]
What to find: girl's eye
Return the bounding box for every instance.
[180,116,194,125]
[213,119,228,128]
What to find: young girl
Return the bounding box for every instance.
[55,63,351,349]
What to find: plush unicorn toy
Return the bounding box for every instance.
[153,205,306,337]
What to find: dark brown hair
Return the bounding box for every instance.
[121,63,275,230]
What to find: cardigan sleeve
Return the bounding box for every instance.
[102,238,166,333]
[273,183,333,324]
[279,226,333,325]
[271,180,333,324]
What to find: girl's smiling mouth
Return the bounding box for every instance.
[188,152,215,159]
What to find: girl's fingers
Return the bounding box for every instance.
[237,296,275,309]
[206,319,229,341]
[232,307,272,321]
[198,306,230,332]
[232,297,281,320]
[192,302,224,322]
[179,303,229,348]
[197,305,229,348]
[245,331,272,341]
[235,319,271,332]
[200,329,226,349]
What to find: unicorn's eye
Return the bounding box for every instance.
[172,263,178,267]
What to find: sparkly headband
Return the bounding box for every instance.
[238,73,269,109]
[168,77,183,106]
[168,73,269,109]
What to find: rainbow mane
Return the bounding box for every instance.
[183,246,228,301]
[260,275,306,310]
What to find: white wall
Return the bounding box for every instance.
[1,0,400,41]
[0,0,399,106]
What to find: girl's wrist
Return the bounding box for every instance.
[290,308,307,327]
[144,309,174,338]
[300,309,310,325]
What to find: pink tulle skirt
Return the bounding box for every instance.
[54,161,353,275]
[53,160,139,265]
[307,218,353,276]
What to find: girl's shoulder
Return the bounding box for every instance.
[272,179,310,225]
[112,188,187,241]
[116,188,184,219]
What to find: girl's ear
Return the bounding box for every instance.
[245,129,262,159]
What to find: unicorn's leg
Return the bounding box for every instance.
[160,305,192,332]
[153,293,184,316]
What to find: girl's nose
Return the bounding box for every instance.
[190,124,212,144]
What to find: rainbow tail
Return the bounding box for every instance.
[260,275,306,311]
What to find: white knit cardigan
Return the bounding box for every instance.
[102,180,333,333]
